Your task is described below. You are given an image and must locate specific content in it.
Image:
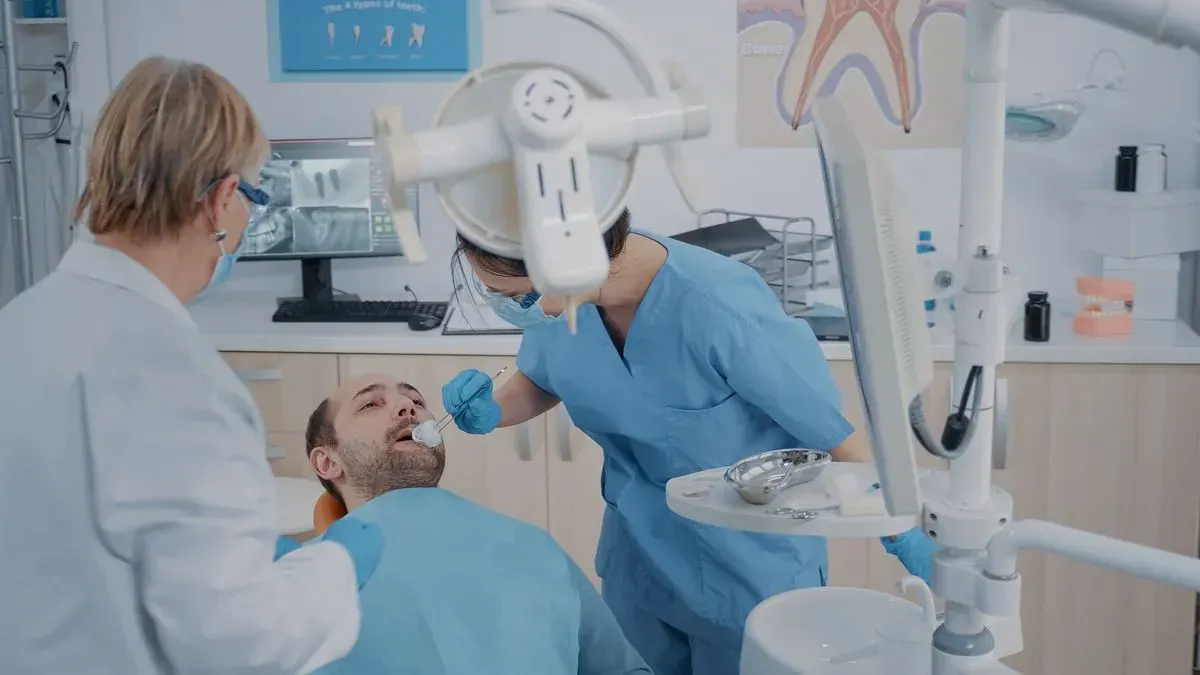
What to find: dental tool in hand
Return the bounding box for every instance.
[411,367,508,447]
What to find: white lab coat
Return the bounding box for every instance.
[0,241,360,674]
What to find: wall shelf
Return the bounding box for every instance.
[1072,189,1200,258]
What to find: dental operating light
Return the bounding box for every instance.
[373,0,710,331]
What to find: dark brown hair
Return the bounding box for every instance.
[455,208,633,279]
[305,399,345,509]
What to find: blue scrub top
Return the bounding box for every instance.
[517,231,855,644]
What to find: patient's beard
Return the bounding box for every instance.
[335,434,446,501]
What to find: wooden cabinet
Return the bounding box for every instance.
[993,363,1200,675]
[829,360,1200,675]
[221,352,338,478]
[337,354,549,530]
[223,349,1200,675]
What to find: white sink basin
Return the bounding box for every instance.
[274,476,324,535]
[741,586,924,675]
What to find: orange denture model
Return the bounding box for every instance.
[1073,276,1134,337]
[312,491,348,536]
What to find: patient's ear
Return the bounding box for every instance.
[309,446,344,482]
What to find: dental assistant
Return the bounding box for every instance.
[445,212,937,675]
[0,57,382,675]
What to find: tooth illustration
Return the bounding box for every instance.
[790,0,913,133]
[327,23,336,48]
[409,23,425,48]
[382,25,395,47]
[353,25,361,44]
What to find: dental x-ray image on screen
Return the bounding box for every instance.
[291,206,372,253]
[243,157,373,257]
[289,159,372,208]
[242,163,296,256]
[240,138,410,262]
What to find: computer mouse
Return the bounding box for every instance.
[408,313,441,331]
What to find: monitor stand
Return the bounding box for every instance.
[275,258,360,306]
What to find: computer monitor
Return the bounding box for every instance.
[241,137,419,303]
[810,97,930,518]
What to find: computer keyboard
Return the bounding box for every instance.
[272,299,449,324]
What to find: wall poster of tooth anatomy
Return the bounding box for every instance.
[272,0,478,81]
[737,0,965,148]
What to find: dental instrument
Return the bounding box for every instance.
[369,0,1200,673]
[723,450,831,506]
[411,366,508,448]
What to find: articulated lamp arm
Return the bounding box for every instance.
[996,0,1200,50]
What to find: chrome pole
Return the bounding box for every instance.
[1,0,32,290]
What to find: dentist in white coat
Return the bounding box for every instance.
[0,57,384,674]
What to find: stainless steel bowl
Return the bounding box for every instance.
[724,449,831,505]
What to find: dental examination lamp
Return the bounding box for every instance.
[373,0,709,332]
[663,0,1200,674]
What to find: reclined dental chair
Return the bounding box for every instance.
[312,491,348,536]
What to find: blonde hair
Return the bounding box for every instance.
[76,57,268,243]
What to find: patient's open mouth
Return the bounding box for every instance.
[390,426,415,443]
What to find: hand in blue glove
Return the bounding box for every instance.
[274,535,302,561]
[442,369,502,435]
[880,527,940,585]
[323,516,384,590]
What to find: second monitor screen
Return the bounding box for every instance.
[243,147,405,259]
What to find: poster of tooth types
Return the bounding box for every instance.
[278,0,470,72]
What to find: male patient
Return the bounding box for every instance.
[305,372,650,675]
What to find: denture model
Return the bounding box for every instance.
[1073,276,1134,337]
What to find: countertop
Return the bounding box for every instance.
[189,293,1200,365]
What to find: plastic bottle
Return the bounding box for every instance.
[1135,144,1166,194]
[916,230,936,327]
[1114,146,1138,192]
[1023,291,1051,342]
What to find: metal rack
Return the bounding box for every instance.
[694,208,836,315]
[0,0,75,291]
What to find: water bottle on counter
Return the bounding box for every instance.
[916,230,936,327]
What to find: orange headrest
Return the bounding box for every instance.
[313,491,348,535]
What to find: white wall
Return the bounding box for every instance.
[78,0,1200,303]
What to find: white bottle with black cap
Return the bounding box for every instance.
[1136,144,1167,194]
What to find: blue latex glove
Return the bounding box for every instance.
[441,369,502,435]
[274,535,302,560]
[880,527,940,584]
[323,516,385,590]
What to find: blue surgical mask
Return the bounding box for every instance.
[192,196,251,303]
[486,291,565,329]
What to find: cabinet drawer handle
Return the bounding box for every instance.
[556,406,574,462]
[516,422,533,461]
[236,369,282,383]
